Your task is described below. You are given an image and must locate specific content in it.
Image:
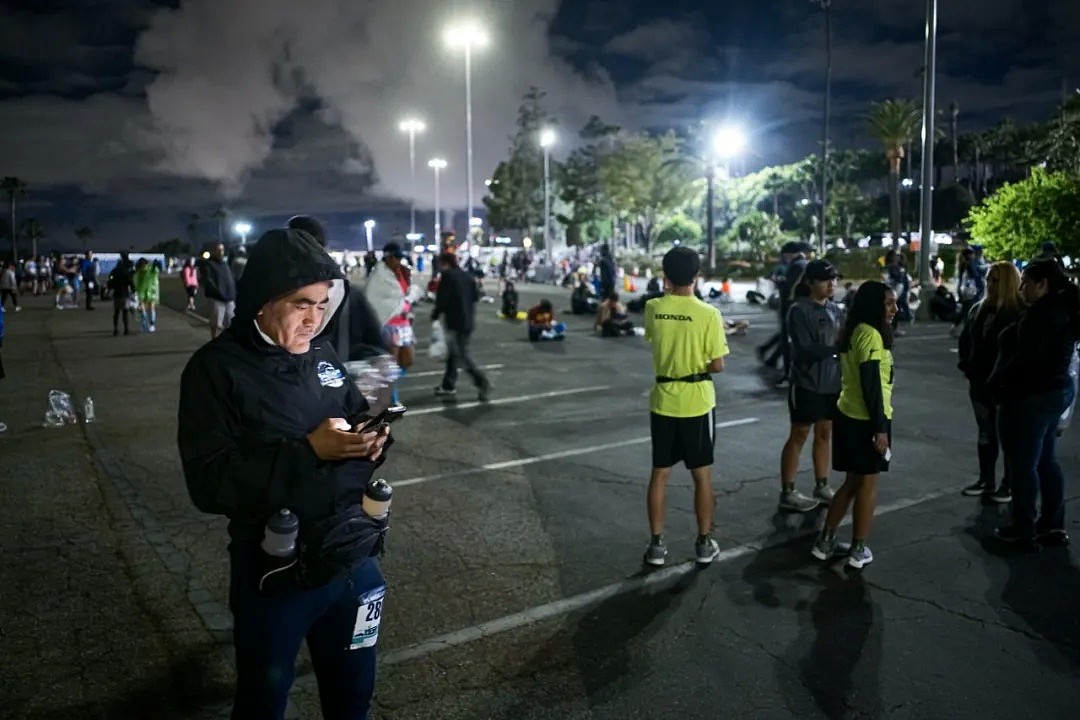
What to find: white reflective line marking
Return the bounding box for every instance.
[408,385,612,417]
[380,483,966,667]
[403,364,504,379]
[901,333,953,342]
[395,417,761,488]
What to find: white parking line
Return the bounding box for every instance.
[396,417,761,488]
[403,364,504,379]
[407,385,612,418]
[380,483,966,666]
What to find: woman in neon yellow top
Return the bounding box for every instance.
[811,280,897,570]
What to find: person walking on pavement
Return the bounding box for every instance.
[178,228,392,719]
[598,243,617,299]
[107,252,136,336]
[80,251,99,310]
[812,281,898,569]
[431,252,491,401]
[988,259,1080,550]
[0,301,7,433]
[181,257,199,311]
[133,258,161,333]
[957,261,1023,501]
[779,259,843,513]
[366,242,416,403]
[643,247,730,567]
[199,242,237,339]
[951,246,987,338]
[0,261,20,312]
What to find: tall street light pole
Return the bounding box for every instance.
[399,118,426,236]
[364,219,375,253]
[445,21,489,241]
[709,124,748,272]
[428,158,447,242]
[540,128,556,262]
[917,0,937,307]
[817,0,833,254]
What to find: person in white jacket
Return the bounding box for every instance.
[365,242,416,403]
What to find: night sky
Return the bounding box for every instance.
[1,0,1077,251]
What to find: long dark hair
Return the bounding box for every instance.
[1024,259,1080,335]
[838,280,895,352]
[791,267,811,299]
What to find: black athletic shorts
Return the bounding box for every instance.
[788,386,839,425]
[650,409,716,469]
[832,411,891,475]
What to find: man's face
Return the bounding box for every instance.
[811,277,836,300]
[213,244,226,261]
[257,281,332,354]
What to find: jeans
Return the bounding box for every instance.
[969,389,1004,489]
[229,543,384,720]
[440,329,488,391]
[528,323,566,342]
[998,390,1071,538]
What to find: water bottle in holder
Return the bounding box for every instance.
[259,509,299,592]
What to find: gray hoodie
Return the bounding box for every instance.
[787,297,843,394]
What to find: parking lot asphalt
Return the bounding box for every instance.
[2,277,1077,719]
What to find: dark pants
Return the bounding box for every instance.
[970,390,1004,489]
[440,329,487,391]
[229,543,385,720]
[85,283,95,309]
[766,305,791,378]
[998,390,1071,538]
[0,288,17,308]
[112,297,129,333]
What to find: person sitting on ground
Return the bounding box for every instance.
[500,281,519,319]
[527,299,566,341]
[646,274,661,294]
[596,292,635,337]
[570,277,599,315]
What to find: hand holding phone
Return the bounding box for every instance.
[356,405,407,433]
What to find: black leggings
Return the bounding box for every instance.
[0,288,18,308]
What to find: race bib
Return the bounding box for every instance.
[349,585,386,650]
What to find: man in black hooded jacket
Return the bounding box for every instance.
[178,228,391,719]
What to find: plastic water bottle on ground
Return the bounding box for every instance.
[44,390,76,428]
[84,397,95,423]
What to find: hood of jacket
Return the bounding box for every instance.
[233,228,346,348]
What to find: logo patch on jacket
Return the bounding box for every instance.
[317,361,346,388]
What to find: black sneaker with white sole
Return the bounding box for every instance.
[434,386,457,398]
[962,480,990,497]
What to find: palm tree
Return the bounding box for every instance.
[21,219,44,259]
[867,99,920,247]
[75,226,93,253]
[211,208,228,244]
[186,213,201,249]
[2,177,27,262]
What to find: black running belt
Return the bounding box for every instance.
[655,373,711,383]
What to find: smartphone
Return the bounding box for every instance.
[357,405,407,433]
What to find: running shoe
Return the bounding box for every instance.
[643,539,667,567]
[995,525,1040,552]
[695,536,720,564]
[779,489,820,513]
[1036,529,1070,547]
[813,484,835,503]
[477,382,492,403]
[962,480,990,497]
[433,386,457,398]
[810,533,850,560]
[989,487,1012,504]
[847,544,874,569]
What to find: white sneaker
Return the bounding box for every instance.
[149,325,156,333]
[779,489,820,513]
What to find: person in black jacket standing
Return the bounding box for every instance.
[178,228,392,719]
[957,261,1023,502]
[198,242,237,339]
[598,243,617,298]
[989,259,1080,550]
[432,252,491,401]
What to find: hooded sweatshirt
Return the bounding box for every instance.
[177,228,382,542]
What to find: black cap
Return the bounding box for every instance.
[1041,241,1058,253]
[381,241,407,258]
[780,241,802,255]
[662,246,700,287]
[804,259,840,281]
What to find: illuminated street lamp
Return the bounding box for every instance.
[705,123,748,270]
[444,20,489,242]
[364,219,376,253]
[539,128,557,260]
[233,221,252,245]
[399,118,426,235]
[427,158,447,240]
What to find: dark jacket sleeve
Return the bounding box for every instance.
[859,360,888,433]
[432,276,449,321]
[788,304,835,363]
[178,355,325,519]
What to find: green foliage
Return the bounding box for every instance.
[725,211,783,261]
[557,115,620,245]
[1026,95,1080,174]
[599,131,696,250]
[655,212,703,249]
[965,168,1080,259]
[483,87,554,234]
